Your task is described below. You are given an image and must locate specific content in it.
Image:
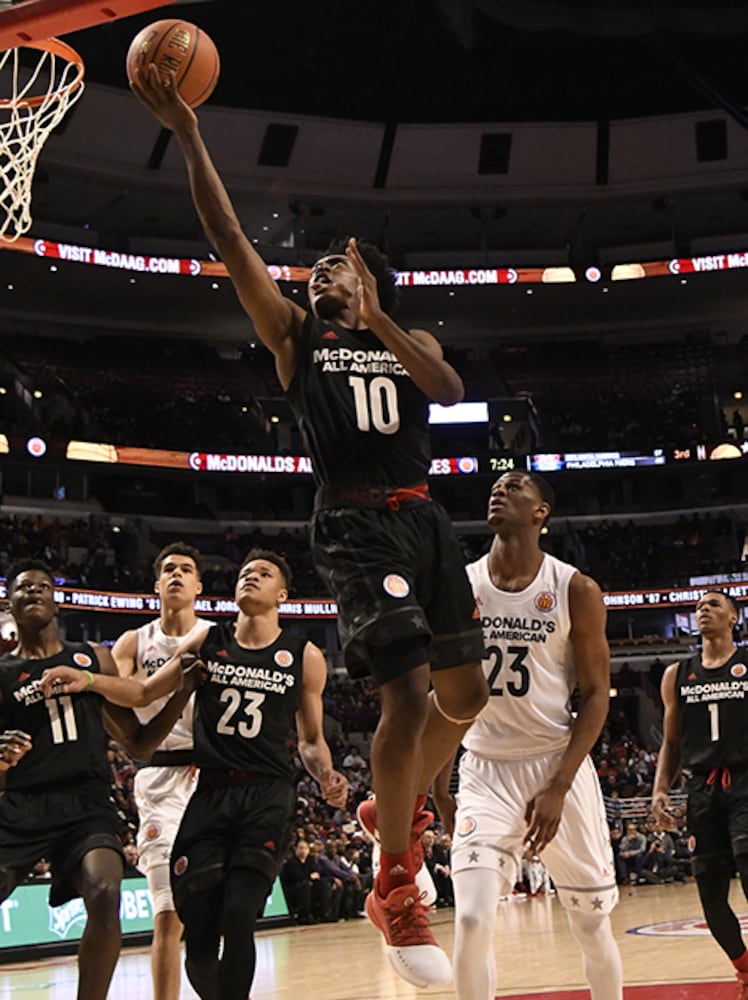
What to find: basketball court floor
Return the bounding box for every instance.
[0,880,744,998]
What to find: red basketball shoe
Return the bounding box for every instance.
[365,881,452,988]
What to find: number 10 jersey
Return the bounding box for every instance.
[463,553,577,759]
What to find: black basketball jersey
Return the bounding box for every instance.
[0,641,111,790]
[676,648,748,772]
[285,313,432,486]
[193,623,306,779]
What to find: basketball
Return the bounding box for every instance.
[126,20,220,109]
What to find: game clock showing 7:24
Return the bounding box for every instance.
[488,453,526,473]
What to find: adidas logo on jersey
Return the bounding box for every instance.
[321,330,339,340]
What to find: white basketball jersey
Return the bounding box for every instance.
[463,553,577,759]
[132,618,212,752]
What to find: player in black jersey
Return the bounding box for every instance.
[131,66,488,989]
[0,559,200,1000]
[43,549,348,1000]
[653,591,748,995]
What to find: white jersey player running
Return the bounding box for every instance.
[439,472,622,1000]
[113,542,212,1000]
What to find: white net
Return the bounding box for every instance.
[0,40,85,241]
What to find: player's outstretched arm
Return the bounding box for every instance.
[345,238,464,405]
[106,627,205,758]
[39,630,210,706]
[651,663,681,829]
[103,678,201,762]
[525,572,610,852]
[130,66,305,387]
[296,643,349,808]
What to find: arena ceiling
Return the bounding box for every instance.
[71,0,748,125]
[3,0,748,341]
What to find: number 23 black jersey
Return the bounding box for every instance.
[285,314,432,487]
[676,649,748,772]
[193,623,306,779]
[0,641,111,790]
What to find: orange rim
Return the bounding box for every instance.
[0,37,85,109]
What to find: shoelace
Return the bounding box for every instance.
[388,893,433,945]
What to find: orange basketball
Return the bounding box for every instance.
[126,19,220,109]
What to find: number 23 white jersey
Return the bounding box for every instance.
[463,553,577,759]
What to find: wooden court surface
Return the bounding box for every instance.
[0,880,744,998]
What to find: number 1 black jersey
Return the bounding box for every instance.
[285,314,432,487]
[193,623,306,779]
[675,649,748,772]
[0,641,111,790]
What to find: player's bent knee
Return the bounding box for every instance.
[433,688,484,726]
[455,909,488,935]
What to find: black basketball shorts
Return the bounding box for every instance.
[0,781,123,906]
[170,780,295,915]
[687,766,748,863]
[311,499,485,679]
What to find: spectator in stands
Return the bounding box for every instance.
[641,830,676,884]
[309,840,342,922]
[280,840,323,925]
[318,840,363,920]
[616,821,647,884]
[422,829,454,908]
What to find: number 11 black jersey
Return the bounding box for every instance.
[0,641,111,790]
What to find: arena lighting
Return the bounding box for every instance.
[26,436,46,457]
[542,267,576,284]
[428,401,488,425]
[611,263,646,282]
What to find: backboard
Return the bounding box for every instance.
[0,0,171,50]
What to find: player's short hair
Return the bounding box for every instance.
[239,548,293,591]
[6,558,55,593]
[526,473,555,522]
[318,237,399,316]
[711,590,740,618]
[152,542,203,579]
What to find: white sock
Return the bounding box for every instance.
[565,909,623,1000]
[453,868,500,1000]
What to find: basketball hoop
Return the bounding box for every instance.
[0,37,84,241]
